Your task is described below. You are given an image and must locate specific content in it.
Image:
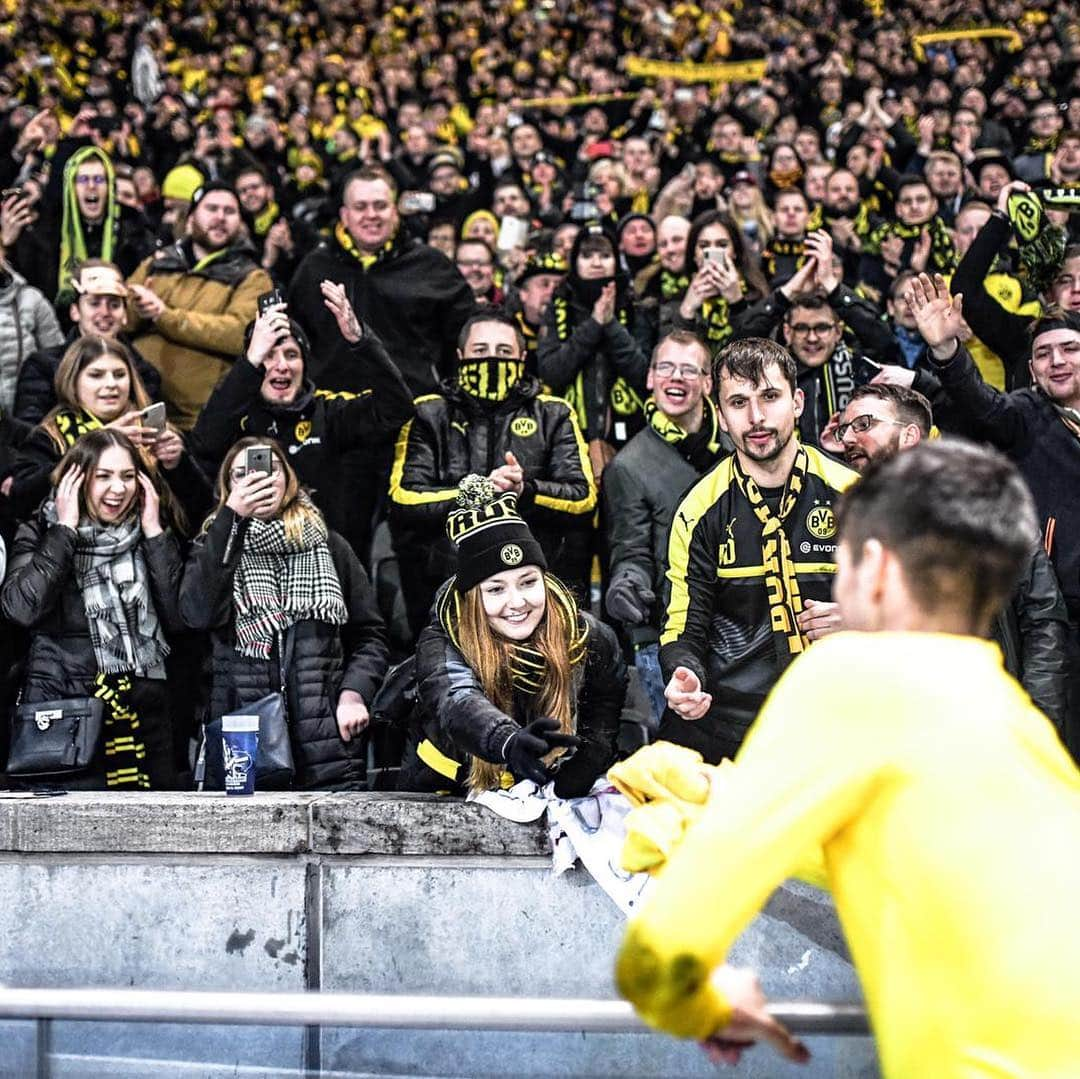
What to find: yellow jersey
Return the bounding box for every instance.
[617,632,1080,1077]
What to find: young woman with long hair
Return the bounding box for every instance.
[661,210,766,350]
[179,437,388,790]
[400,477,625,798]
[9,335,209,529]
[1,428,182,789]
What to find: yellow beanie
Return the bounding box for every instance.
[161,163,205,203]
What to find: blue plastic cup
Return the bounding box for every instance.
[221,715,259,795]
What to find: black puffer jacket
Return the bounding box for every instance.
[287,231,476,396]
[179,508,389,789]
[402,605,625,798]
[0,515,183,789]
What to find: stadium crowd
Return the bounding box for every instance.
[0,0,1077,791]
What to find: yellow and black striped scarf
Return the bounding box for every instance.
[865,216,955,272]
[94,672,150,789]
[458,359,525,402]
[732,446,809,668]
[54,408,103,447]
[253,200,280,237]
[334,221,394,269]
[437,573,589,694]
[762,237,808,283]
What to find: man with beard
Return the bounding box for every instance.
[126,181,272,429]
[659,337,857,762]
[911,275,1080,758]
[833,382,1069,757]
[14,261,161,423]
[740,230,895,445]
[806,167,874,284]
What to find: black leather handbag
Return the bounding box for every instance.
[202,629,296,791]
[7,697,105,777]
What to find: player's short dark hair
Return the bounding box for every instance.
[457,310,525,353]
[836,439,1037,627]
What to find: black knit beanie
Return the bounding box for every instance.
[446,476,547,593]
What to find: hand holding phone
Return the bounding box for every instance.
[258,289,286,316]
[245,444,273,477]
[139,402,167,433]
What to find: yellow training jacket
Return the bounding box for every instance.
[617,632,1080,1077]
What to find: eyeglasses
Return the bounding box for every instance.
[788,321,838,337]
[455,259,492,269]
[75,175,108,187]
[834,413,907,440]
[653,362,706,380]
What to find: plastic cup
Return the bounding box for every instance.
[221,715,259,795]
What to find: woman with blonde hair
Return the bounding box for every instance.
[179,437,388,790]
[399,477,625,798]
[10,335,209,528]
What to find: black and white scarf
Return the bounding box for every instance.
[233,502,348,659]
[45,503,169,676]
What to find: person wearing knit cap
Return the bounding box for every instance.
[389,310,595,639]
[503,249,566,374]
[398,474,625,798]
[126,182,273,430]
[188,282,413,565]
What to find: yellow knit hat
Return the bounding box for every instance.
[161,163,205,203]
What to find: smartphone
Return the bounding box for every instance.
[497,215,529,251]
[258,289,286,316]
[400,191,436,213]
[245,444,273,477]
[855,356,882,382]
[1,187,24,203]
[139,402,167,433]
[704,247,729,268]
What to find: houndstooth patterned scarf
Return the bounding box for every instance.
[233,502,348,659]
[44,502,170,676]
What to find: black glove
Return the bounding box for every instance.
[502,716,581,786]
[605,567,656,626]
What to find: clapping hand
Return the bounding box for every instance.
[489,451,524,494]
[321,280,363,343]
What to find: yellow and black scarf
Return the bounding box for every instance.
[334,221,394,269]
[732,446,809,668]
[699,293,741,347]
[437,572,588,699]
[865,216,955,273]
[54,408,103,447]
[644,396,724,470]
[252,200,281,237]
[458,359,525,402]
[95,672,150,789]
[659,269,689,301]
[762,237,808,283]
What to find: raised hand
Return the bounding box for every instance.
[321,280,363,343]
[907,272,964,353]
[55,466,84,529]
[226,472,278,519]
[137,472,163,537]
[246,303,291,366]
[489,451,524,494]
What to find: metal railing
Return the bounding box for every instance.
[0,988,868,1078]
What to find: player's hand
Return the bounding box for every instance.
[664,666,712,720]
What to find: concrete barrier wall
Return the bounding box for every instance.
[0,793,879,1078]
